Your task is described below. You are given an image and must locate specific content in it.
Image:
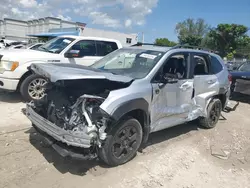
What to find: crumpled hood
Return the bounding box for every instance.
[29,63,134,83]
[0,49,58,62]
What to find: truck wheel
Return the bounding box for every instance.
[99,117,143,166]
[20,74,47,101]
[199,98,222,129]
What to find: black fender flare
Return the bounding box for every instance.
[110,98,150,147]
[111,98,149,121]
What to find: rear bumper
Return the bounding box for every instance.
[25,104,93,148]
[0,76,19,91]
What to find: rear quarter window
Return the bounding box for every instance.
[210,56,223,74]
[96,41,118,56]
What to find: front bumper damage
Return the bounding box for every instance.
[26,104,93,148]
[25,104,98,160]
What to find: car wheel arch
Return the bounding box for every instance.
[204,94,226,113]
[16,70,33,91]
[16,61,48,91]
[108,98,150,147]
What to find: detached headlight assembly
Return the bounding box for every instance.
[1,60,19,71]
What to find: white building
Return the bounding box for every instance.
[0,17,138,46]
[79,28,138,47]
[0,17,80,41]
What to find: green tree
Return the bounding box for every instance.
[154,38,177,47]
[205,24,250,57]
[175,18,209,46]
[235,38,250,58]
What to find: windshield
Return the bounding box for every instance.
[37,37,75,54]
[238,62,250,72]
[91,48,164,79]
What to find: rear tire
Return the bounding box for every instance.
[199,98,222,129]
[20,74,47,102]
[98,117,143,166]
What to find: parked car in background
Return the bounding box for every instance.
[5,41,28,49]
[230,61,250,95]
[21,43,44,50]
[24,44,230,166]
[0,40,27,50]
[226,61,245,71]
[0,42,44,50]
[0,35,122,101]
[7,44,26,49]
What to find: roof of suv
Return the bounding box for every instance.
[58,35,121,43]
[129,45,171,52]
[129,44,218,56]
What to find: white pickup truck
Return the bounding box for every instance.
[0,36,122,101]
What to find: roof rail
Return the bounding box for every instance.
[131,42,218,53]
[171,44,215,52]
[131,42,170,47]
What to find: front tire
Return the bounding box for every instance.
[199,98,222,129]
[99,117,143,166]
[20,74,47,101]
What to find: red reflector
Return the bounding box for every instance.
[228,74,232,82]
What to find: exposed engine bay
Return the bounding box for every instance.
[29,78,131,148]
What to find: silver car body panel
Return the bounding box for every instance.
[29,63,134,83]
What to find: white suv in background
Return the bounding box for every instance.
[0,36,122,101]
[21,43,44,50]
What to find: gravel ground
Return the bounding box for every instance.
[0,91,250,188]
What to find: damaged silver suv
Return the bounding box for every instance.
[24,44,230,166]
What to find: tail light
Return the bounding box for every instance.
[228,74,232,84]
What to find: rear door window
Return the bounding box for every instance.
[210,56,223,74]
[193,54,210,75]
[96,41,118,56]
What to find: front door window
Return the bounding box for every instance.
[69,40,97,58]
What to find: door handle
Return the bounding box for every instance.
[179,84,191,91]
[207,80,216,84]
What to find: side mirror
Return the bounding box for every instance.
[64,50,81,58]
[233,66,237,70]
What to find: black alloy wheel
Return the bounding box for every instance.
[199,98,222,129]
[112,125,139,159]
[98,117,143,166]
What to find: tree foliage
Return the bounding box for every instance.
[154,38,177,47]
[175,18,209,46]
[205,24,250,57]
[235,42,250,59]
[155,19,250,59]
[179,35,203,46]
